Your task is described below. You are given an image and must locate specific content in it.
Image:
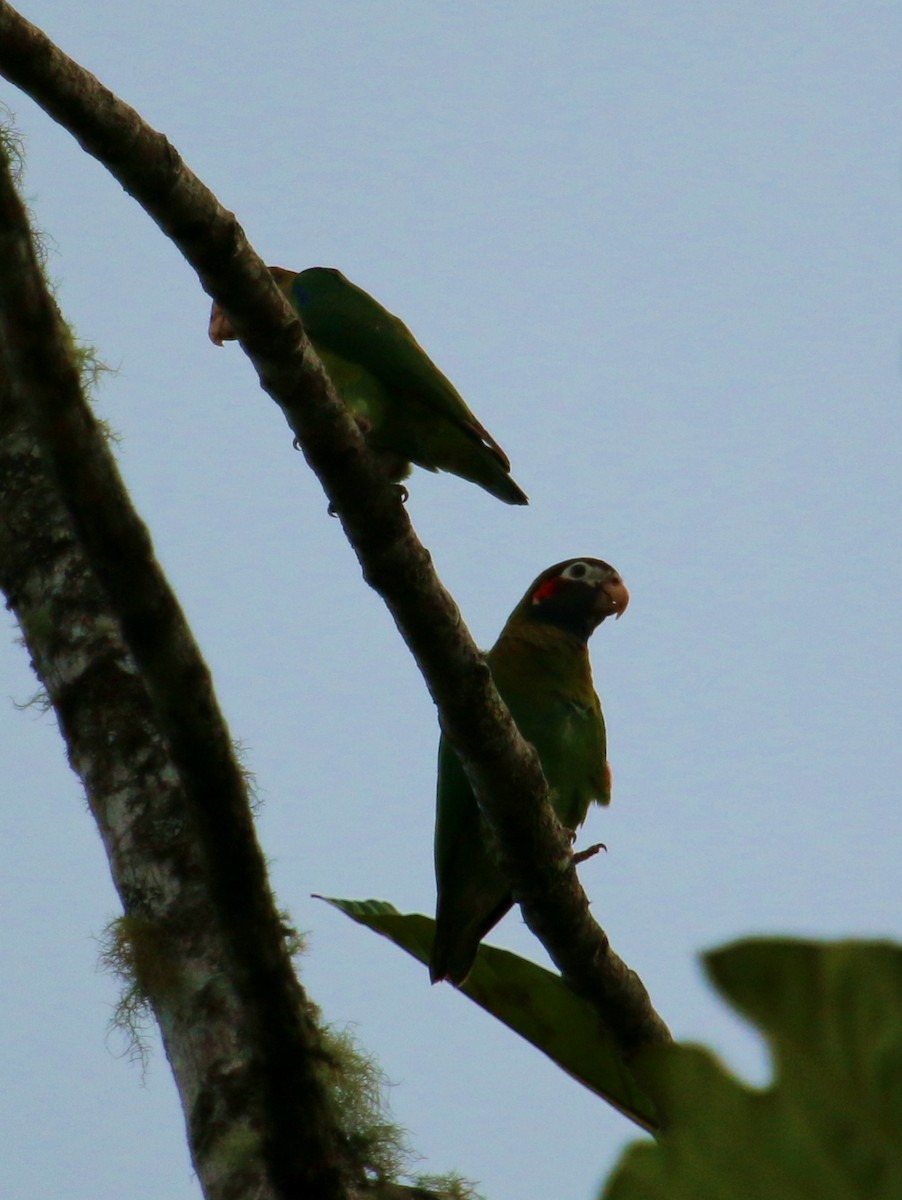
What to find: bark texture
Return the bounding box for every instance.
[0,152,353,1199]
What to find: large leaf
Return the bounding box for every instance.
[318,897,657,1133]
[603,938,902,1199]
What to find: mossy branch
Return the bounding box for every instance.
[0,142,352,1199]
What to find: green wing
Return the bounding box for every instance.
[515,692,609,830]
[289,268,511,464]
[430,734,512,984]
[490,635,609,831]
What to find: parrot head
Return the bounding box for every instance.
[208,266,297,346]
[517,557,629,642]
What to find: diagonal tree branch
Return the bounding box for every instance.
[0,0,670,1059]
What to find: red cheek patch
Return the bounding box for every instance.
[532,577,562,604]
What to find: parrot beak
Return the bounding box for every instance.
[208,302,236,346]
[208,268,293,345]
[597,574,630,620]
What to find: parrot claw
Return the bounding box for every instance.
[292,435,302,451]
[324,482,407,517]
[573,842,606,866]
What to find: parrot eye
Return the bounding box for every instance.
[563,562,589,580]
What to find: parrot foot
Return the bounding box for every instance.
[324,483,407,517]
[573,842,606,866]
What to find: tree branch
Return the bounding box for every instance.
[0,0,670,1058]
[0,149,356,1199]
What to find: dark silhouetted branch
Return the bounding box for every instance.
[0,0,669,1077]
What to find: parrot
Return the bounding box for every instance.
[209,266,528,505]
[430,557,629,986]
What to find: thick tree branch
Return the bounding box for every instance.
[0,390,305,1200]
[0,1,670,1055]
[0,152,356,1199]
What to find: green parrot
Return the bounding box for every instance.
[430,557,629,986]
[209,266,528,505]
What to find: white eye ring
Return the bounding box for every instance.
[562,561,590,580]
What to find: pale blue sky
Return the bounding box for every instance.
[2,4,901,1198]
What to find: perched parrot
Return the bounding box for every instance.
[209,266,528,505]
[430,557,629,986]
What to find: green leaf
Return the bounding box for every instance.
[603,938,902,1199]
[317,897,657,1133]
